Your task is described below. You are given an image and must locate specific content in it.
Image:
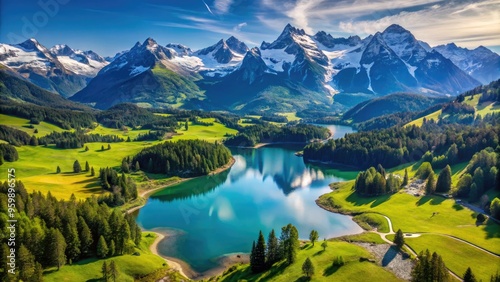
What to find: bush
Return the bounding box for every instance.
[332,256,345,266]
[476,213,486,223]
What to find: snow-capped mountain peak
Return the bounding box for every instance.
[381,24,427,64]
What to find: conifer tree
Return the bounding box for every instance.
[91,166,95,176]
[425,173,436,194]
[85,161,90,172]
[73,160,82,173]
[393,229,405,249]
[56,166,61,174]
[45,228,67,270]
[436,165,452,193]
[251,231,267,273]
[402,168,409,186]
[302,257,315,278]
[266,229,279,266]
[110,260,119,282]
[97,235,109,258]
[102,261,109,282]
[463,267,477,282]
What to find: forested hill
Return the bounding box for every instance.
[0,68,91,111]
[342,93,449,123]
[304,79,500,169]
[352,78,500,131]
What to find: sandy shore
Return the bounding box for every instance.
[150,230,249,280]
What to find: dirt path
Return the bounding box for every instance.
[372,213,500,281]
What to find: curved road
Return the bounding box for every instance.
[372,214,499,282]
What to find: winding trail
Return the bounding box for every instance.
[373,213,500,282]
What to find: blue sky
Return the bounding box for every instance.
[1,0,499,56]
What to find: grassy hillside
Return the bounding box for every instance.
[343,93,448,123]
[171,118,238,142]
[405,93,500,127]
[404,234,500,282]
[43,232,168,282]
[0,113,69,137]
[218,241,400,282]
[2,141,159,199]
[318,177,500,254]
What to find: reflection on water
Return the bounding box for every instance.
[136,139,362,273]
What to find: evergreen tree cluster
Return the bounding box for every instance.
[250,224,300,273]
[0,181,141,279]
[96,103,177,129]
[0,144,19,163]
[303,122,499,169]
[457,148,498,199]
[224,124,329,147]
[130,140,231,176]
[0,125,31,146]
[38,131,124,149]
[411,250,449,282]
[135,130,166,141]
[98,167,138,207]
[354,165,401,196]
[0,102,95,129]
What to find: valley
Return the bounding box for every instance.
[1,11,500,282]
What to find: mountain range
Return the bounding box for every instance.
[1,24,498,113]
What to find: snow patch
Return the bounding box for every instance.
[363,62,374,92]
[129,65,150,76]
[260,48,295,72]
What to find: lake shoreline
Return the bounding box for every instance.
[150,229,249,280]
[126,157,235,215]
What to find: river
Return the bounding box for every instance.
[134,124,362,274]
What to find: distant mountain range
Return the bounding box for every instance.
[1,24,498,112]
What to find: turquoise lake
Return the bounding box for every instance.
[135,125,362,273]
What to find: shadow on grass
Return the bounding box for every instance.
[452,203,464,211]
[294,276,311,282]
[484,219,500,240]
[381,246,397,266]
[345,192,391,208]
[323,265,341,276]
[313,250,325,257]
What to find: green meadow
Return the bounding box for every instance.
[405,234,500,282]
[218,241,400,282]
[0,113,69,136]
[43,232,167,282]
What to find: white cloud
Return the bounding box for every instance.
[214,0,233,14]
[337,0,500,49]
[259,0,500,49]
[233,22,248,32]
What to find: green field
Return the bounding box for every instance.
[0,115,238,199]
[338,232,387,245]
[318,180,500,254]
[87,124,152,140]
[218,241,400,282]
[0,114,69,137]
[405,234,500,282]
[405,110,442,127]
[352,213,390,233]
[0,141,160,199]
[277,112,301,122]
[43,232,167,282]
[171,118,238,142]
[405,94,500,128]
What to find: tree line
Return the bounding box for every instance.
[130,140,231,176]
[250,224,300,273]
[224,124,329,147]
[303,122,499,170]
[38,131,124,149]
[0,181,142,281]
[98,167,138,207]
